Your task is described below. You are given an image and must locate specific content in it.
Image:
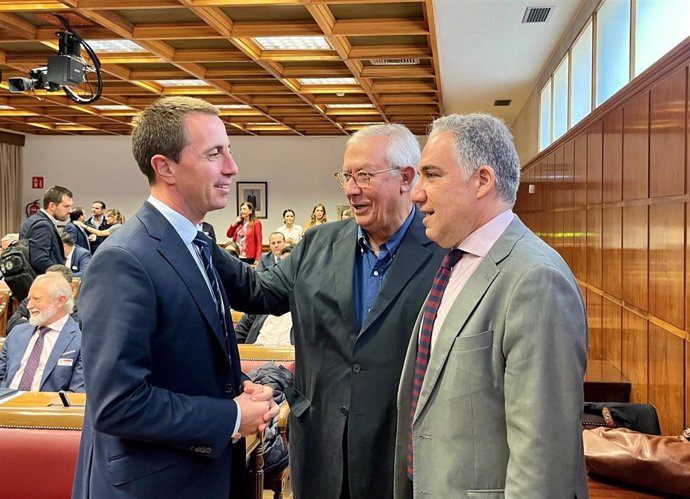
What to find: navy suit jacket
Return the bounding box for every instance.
[19,211,65,274]
[0,316,84,392]
[68,246,91,278]
[72,202,248,499]
[65,221,91,251]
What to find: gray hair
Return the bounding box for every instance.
[429,114,521,206]
[347,123,420,176]
[34,273,74,314]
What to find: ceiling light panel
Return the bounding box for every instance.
[93,105,132,110]
[216,104,252,109]
[326,104,374,109]
[299,78,358,85]
[255,36,331,51]
[155,79,210,86]
[87,40,147,53]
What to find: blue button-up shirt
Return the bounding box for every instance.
[353,206,416,329]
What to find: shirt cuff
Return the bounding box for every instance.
[233,400,241,436]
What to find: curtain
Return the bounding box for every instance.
[0,142,22,237]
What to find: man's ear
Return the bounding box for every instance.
[151,154,176,185]
[475,165,496,199]
[399,166,416,193]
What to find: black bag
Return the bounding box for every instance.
[0,239,36,301]
[582,402,661,435]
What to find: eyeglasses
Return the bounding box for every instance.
[334,166,400,188]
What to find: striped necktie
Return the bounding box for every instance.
[17,326,51,391]
[407,248,463,479]
[192,232,231,355]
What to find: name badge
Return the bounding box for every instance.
[58,358,74,367]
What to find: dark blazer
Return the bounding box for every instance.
[64,221,91,251]
[72,202,246,499]
[19,211,65,274]
[200,221,217,242]
[0,316,84,392]
[216,213,445,499]
[68,246,91,278]
[256,251,279,271]
[234,313,294,344]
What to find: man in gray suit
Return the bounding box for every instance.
[395,114,589,498]
[217,124,445,499]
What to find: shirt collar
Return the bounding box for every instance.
[40,209,59,226]
[147,195,199,245]
[357,205,416,254]
[456,210,514,257]
[41,313,69,334]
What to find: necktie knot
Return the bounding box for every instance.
[441,248,464,270]
[37,326,50,336]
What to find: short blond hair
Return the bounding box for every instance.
[131,96,219,184]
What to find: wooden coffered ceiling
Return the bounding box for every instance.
[0,0,443,136]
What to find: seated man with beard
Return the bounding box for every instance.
[0,273,84,392]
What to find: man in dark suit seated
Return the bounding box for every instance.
[7,264,79,335]
[62,233,91,278]
[0,273,84,392]
[256,231,287,271]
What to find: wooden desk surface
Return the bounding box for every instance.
[0,392,86,429]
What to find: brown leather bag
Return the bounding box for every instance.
[583,427,690,496]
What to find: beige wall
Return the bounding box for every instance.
[21,135,353,242]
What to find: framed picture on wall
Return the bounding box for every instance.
[237,181,268,219]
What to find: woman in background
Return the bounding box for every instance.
[340,208,352,220]
[276,208,303,245]
[226,201,263,264]
[304,203,327,232]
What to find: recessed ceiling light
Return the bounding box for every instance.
[369,58,420,66]
[254,36,331,51]
[299,78,357,85]
[244,122,281,125]
[155,79,209,87]
[0,105,15,110]
[216,104,252,109]
[346,122,385,125]
[326,104,374,109]
[87,40,146,53]
[93,105,132,110]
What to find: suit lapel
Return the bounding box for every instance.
[7,328,33,383]
[41,318,77,388]
[332,222,358,325]
[414,217,528,421]
[359,212,432,337]
[139,203,230,360]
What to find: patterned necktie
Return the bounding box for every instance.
[192,232,231,355]
[17,326,51,391]
[407,248,464,478]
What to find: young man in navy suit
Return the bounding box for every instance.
[61,233,91,278]
[0,273,83,392]
[72,97,278,499]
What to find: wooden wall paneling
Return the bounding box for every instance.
[602,298,622,369]
[587,123,603,205]
[563,209,574,269]
[650,66,687,197]
[574,133,587,207]
[602,207,622,298]
[563,140,575,208]
[587,289,603,361]
[623,91,650,200]
[572,209,587,280]
[554,211,564,258]
[535,162,544,217]
[687,339,690,430]
[622,205,649,310]
[622,310,648,403]
[648,324,686,434]
[587,208,603,288]
[649,203,685,330]
[515,171,527,214]
[603,108,623,203]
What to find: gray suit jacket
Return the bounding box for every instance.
[0,316,84,392]
[216,213,445,499]
[394,216,589,499]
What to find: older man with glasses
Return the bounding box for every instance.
[217,123,445,499]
